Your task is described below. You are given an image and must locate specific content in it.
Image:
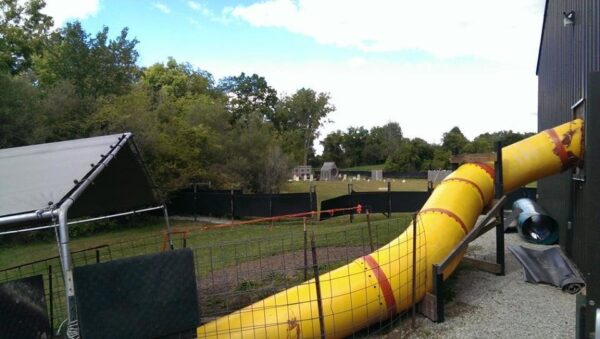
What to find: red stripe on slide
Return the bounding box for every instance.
[471,162,495,180]
[363,255,397,316]
[443,177,486,203]
[545,128,570,170]
[419,208,469,235]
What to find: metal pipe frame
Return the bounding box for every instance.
[0,205,165,236]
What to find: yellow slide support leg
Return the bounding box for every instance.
[197,119,584,338]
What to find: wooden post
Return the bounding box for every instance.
[366,209,375,252]
[230,188,235,223]
[303,217,308,281]
[387,180,392,218]
[48,265,54,334]
[348,183,354,223]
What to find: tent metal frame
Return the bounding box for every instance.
[0,133,171,338]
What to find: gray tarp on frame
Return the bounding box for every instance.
[0,133,158,227]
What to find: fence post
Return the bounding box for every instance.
[387,180,392,218]
[348,183,354,223]
[411,213,418,329]
[163,206,173,250]
[95,249,100,264]
[311,233,326,339]
[193,182,198,221]
[366,209,375,252]
[230,188,235,223]
[433,264,444,322]
[48,265,54,335]
[303,217,308,281]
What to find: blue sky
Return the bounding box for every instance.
[43,0,547,149]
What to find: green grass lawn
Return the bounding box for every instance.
[0,212,414,272]
[0,179,426,272]
[281,178,428,206]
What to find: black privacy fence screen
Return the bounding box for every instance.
[167,190,317,219]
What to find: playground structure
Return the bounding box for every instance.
[197,119,584,338]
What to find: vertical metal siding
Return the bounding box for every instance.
[537,1,600,335]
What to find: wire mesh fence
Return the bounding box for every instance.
[0,212,429,337]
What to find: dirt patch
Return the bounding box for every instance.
[198,246,371,317]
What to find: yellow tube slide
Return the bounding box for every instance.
[197,119,584,338]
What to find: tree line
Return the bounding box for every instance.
[321,124,534,172]
[1,0,334,195]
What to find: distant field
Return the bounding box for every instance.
[341,164,386,171]
[281,179,428,207]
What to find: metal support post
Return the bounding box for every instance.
[433,264,444,323]
[494,141,505,276]
[57,201,79,337]
[411,213,418,328]
[48,265,54,334]
[163,206,173,250]
[311,233,326,338]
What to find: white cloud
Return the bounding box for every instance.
[188,1,212,16]
[153,2,171,14]
[42,0,99,27]
[199,57,538,152]
[231,0,545,66]
[346,57,367,68]
[194,0,545,153]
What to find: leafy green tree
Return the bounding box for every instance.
[34,80,94,142]
[385,138,434,172]
[321,130,347,168]
[275,88,335,165]
[363,122,403,164]
[218,72,278,123]
[0,73,39,147]
[0,0,52,74]
[34,21,140,98]
[220,114,288,192]
[143,57,216,101]
[429,147,451,169]
[471,130,534,149]
[90,84,220,194]
[342,126,369,167]
[442,126,469,153]
[462,137,492,154]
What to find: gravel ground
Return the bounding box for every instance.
[387,229,576,339]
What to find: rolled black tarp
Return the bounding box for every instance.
[508,245,585,294]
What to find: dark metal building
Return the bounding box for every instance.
[536,1,600,336]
